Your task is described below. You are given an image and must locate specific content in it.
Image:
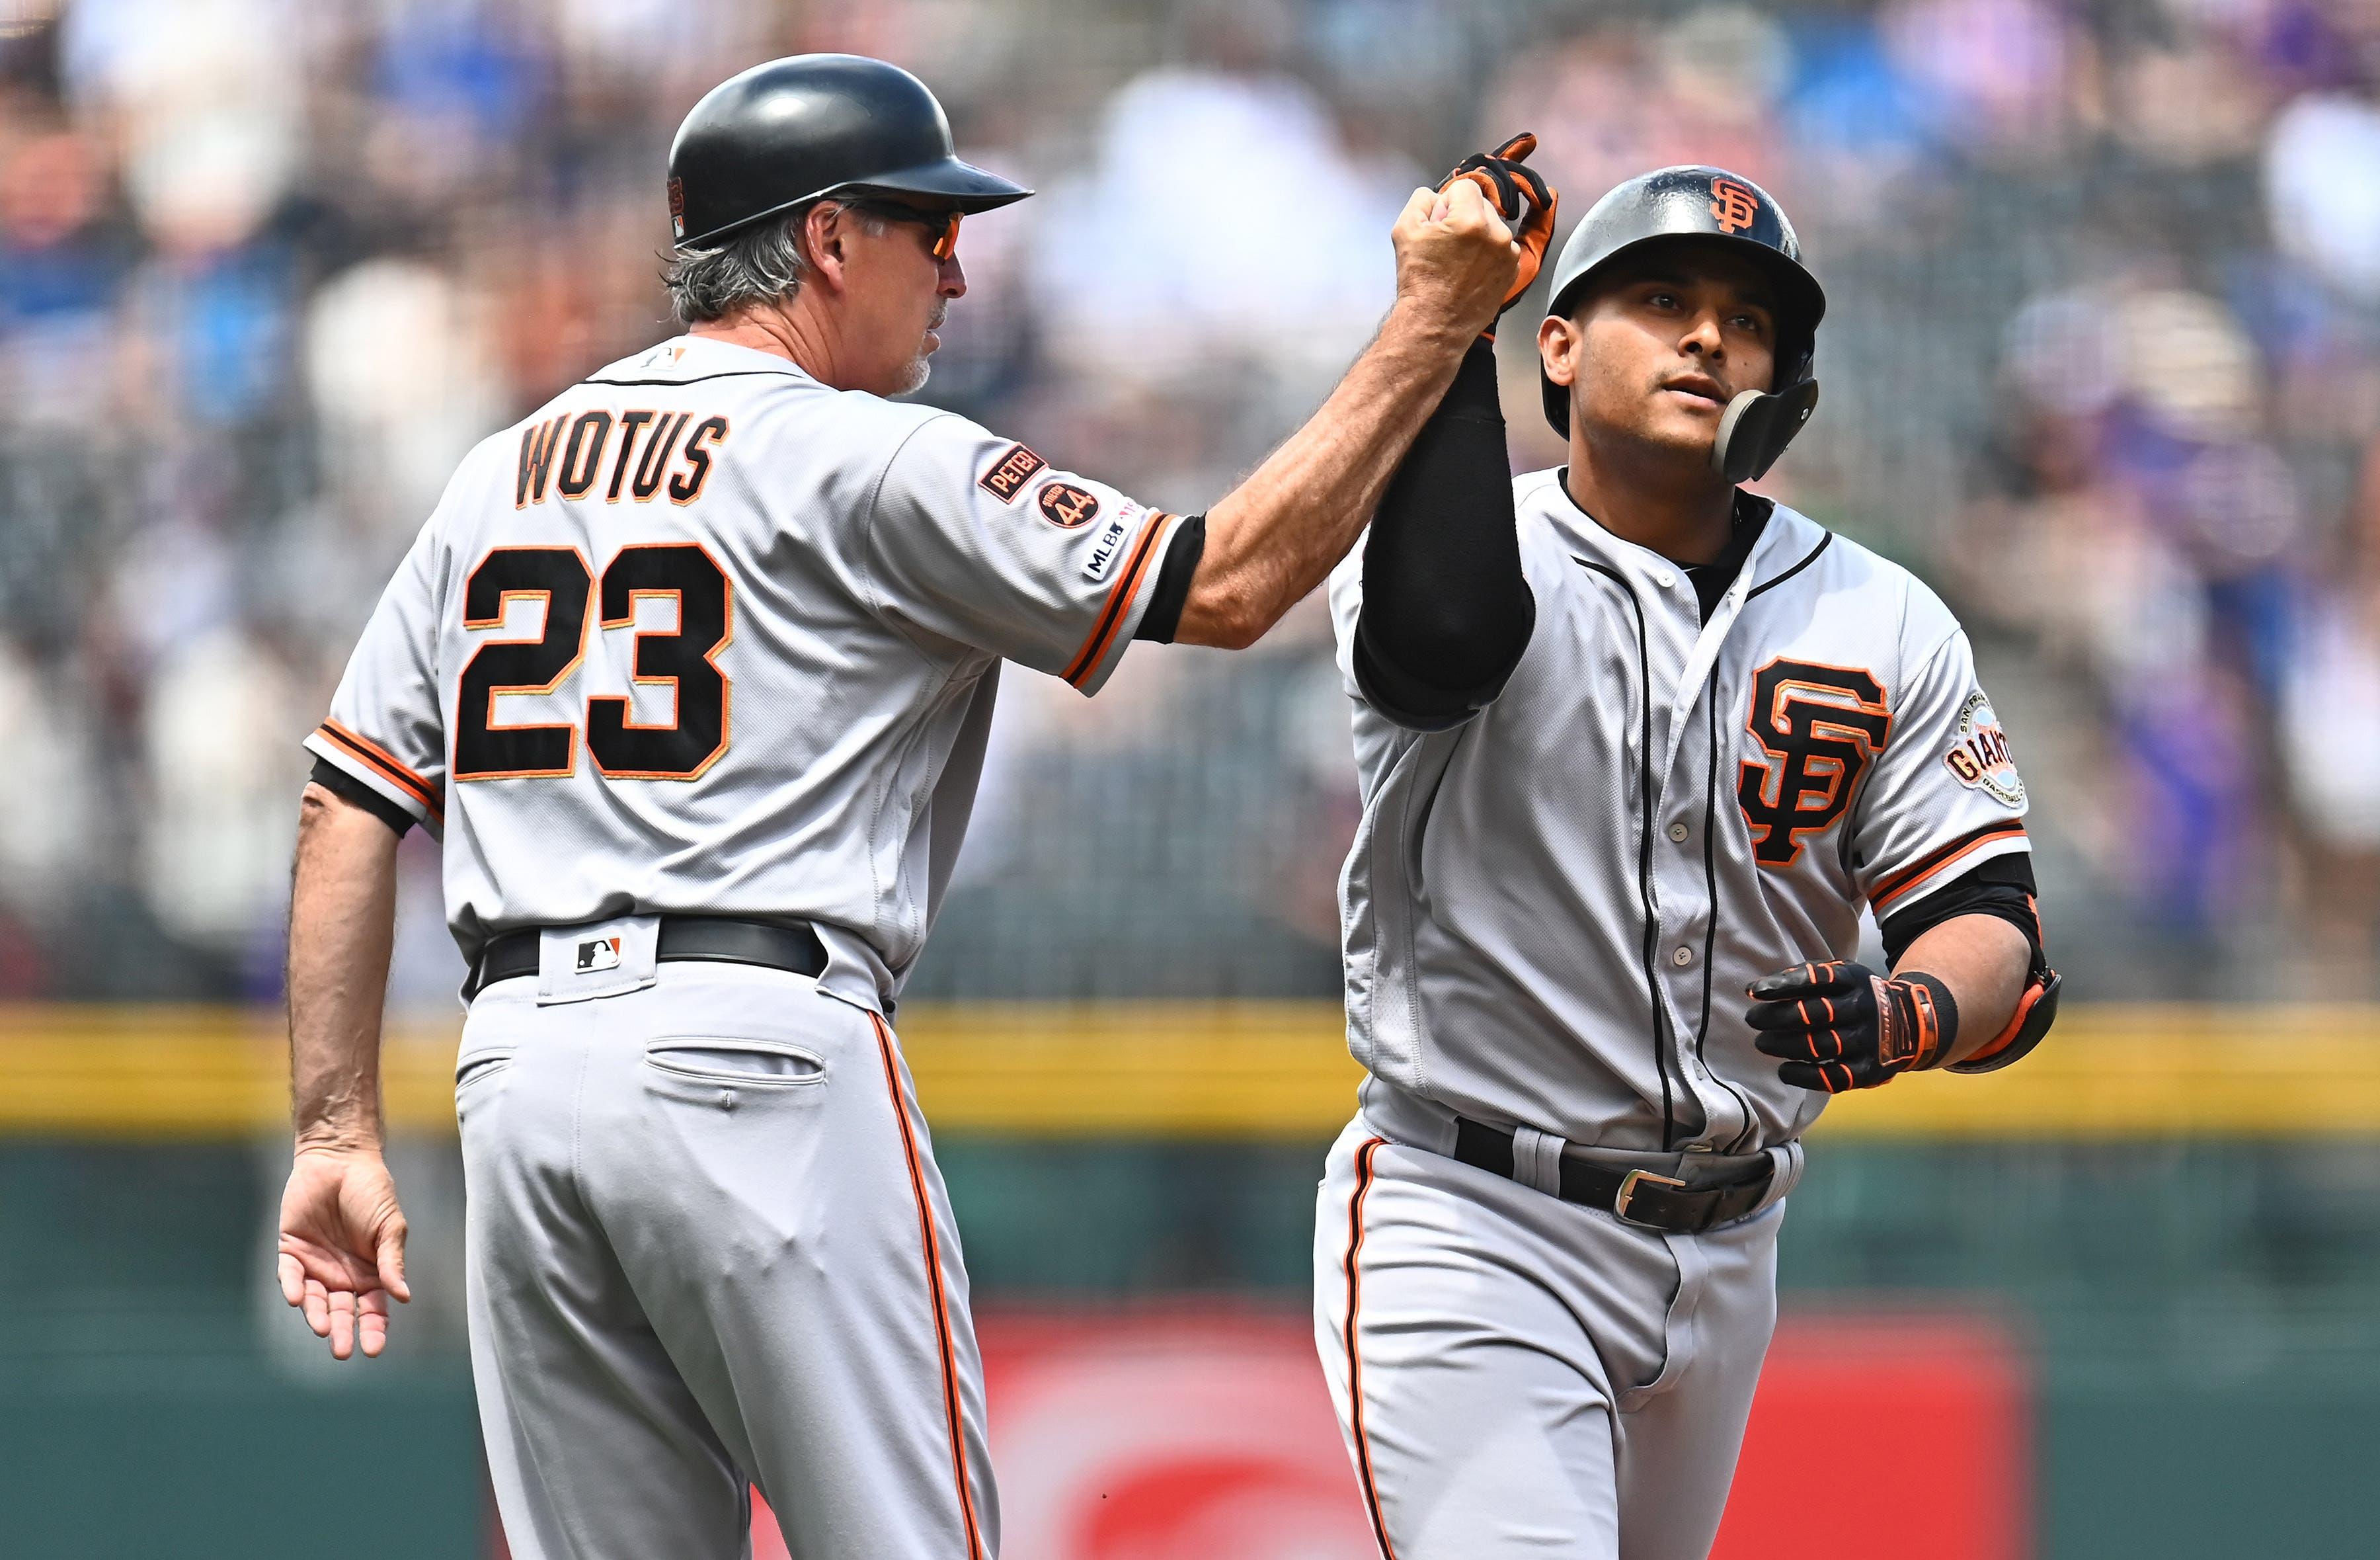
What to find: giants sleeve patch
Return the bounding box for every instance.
[979,443,1048,503]
[1943,690,2025,807]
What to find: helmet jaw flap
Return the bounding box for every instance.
[1712,377,1819,485]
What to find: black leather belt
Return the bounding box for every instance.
[467,915,829,1000]
[1452,1117,1773,1234]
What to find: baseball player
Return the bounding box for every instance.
[1312,162,2061,1557]
[272,54,1544,1560]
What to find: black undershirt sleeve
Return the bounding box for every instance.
[309,757,415,839]
[1132,513,1207,643]
[1880,852,2042,969]
[1353,337,1536,727]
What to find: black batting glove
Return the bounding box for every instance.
[1745,960,1958,1094]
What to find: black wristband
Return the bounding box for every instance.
[1899,971,1960,1069]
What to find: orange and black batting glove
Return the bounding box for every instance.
[1745,960,1957,1094]
[1438,132,1558,329]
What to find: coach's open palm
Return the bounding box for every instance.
[1390,175,1523,342]
[277,1145,411,1360]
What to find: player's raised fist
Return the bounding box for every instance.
[1392,175,1524,341]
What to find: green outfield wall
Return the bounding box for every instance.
[8,1006,2380,1556]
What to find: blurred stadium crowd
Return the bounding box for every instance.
[2,0,2379,1002]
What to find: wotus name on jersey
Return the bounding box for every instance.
[516,409,731,509]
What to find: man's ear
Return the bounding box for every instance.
[1538,313,1580,388]
[801,202,853,294]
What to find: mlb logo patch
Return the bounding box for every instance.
[576,936,623,974]
[1082,514,1132,581]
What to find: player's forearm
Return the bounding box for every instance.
[288,782,403,1150]
[1356,335,1530,715]
[1891,913,2029,1067]
[1175,298,1480,648]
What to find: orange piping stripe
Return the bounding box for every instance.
[317,723,443,819]
[319,721,437,803]
[1871,821,2027,911]
[871,1014,988,1560]
[1343,1136,1402,1560]
[1062,512,1173,687]
[1060,509,1170,686]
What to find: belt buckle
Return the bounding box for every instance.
[1612,1168,1687,1227]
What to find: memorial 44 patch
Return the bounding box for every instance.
[1036,481,1100,529]
[1943,690,2024,807]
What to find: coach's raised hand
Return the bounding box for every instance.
[1440,132,1558,327]
[1164,169,1527,649]
[1389,171,1524,344]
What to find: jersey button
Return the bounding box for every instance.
[1671,946,1694,967]
[1655,570,1678,589]
[1667,821,1689,844]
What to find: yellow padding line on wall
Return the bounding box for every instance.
[0,1002,2372,1141]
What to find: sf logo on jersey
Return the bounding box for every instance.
[1737,659,1892,866]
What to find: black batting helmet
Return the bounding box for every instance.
[1539,166,1825,484]
[666,55,1031,249]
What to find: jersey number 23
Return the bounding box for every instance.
[455,544,731,782]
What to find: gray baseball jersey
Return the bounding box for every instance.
[305,334,1181,1011]
[1313,474,2032,1560]
[308,332,1196,1559]
[1326,472,2030,1156]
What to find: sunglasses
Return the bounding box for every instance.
[847,200,963,262]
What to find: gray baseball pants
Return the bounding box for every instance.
[455,960,996,1560]
[1313,1116,1786,1559]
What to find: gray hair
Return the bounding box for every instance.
[662,201,890,325]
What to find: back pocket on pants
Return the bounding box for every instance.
[642,1037,827,1088]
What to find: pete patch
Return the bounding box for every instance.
[1942,690,2025,808]
[979,443,1047,503]
[537,915,660,1005]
